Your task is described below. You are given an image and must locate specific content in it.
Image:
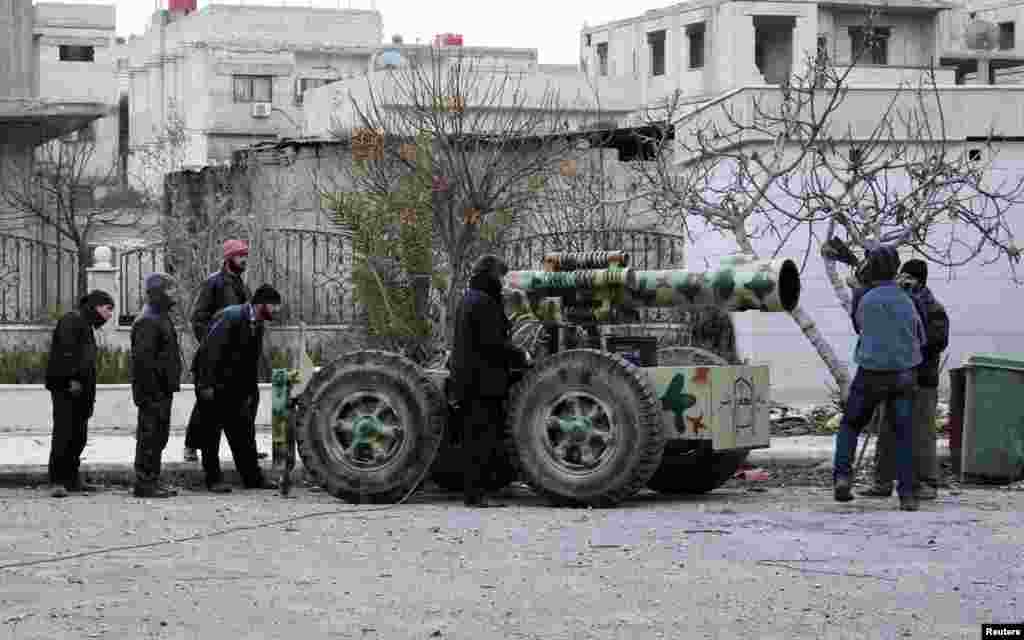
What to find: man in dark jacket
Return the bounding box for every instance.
[450,255,526,508]
[131,274,183,499]
[194,284,281,491]
[183,239,251,463]
[861,259,949,501]
[834,245,926,511]
[45,290,115,498]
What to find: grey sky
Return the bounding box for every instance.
[50,0,671,65]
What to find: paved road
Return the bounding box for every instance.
[0,485,1021,640]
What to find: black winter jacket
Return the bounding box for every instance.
[449,273,518,400]
[193,303,263,398]
[130,303,183,407]
[45,306,100,410]
[190,266,251,341]
[909,286,950,388]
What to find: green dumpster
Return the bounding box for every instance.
[961,354,1024,483]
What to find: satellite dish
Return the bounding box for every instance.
[964,19,1000,51]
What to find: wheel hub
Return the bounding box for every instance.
[331,392,405,469]
[542,392,617,473]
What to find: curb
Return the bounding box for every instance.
[0,461,306,489]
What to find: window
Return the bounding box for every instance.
[233,75,273,103]
[118,95,130,157]
[999,22,1015,50]
[71,185,95,210]
[78,122,95,143]
[294,78,328,106]
[597,42,609,76]
[585,34,592,47]
[849,27,890,65]
[687,23,706,69]
[59,45,94,62]
[647,30,666,76]
[816,35,830,64]
[969,148,983,162]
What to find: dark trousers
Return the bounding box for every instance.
[201,392,264,488]
[834,368,916,497]
[184,401,203,450]
[462,396,506,503]
[48,391,91,489]
[134,397,173,490]
[872,386,940,489]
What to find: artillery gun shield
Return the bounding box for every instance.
[293,350,446,503]
[506,349,665,507]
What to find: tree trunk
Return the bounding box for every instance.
[732,225,853,401]
[788,305,852,401]
[77,239,90,301]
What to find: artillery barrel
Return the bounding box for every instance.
[506,257,801,313]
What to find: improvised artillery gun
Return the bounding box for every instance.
[287,251,802,506]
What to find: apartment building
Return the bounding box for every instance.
[121,0,385,191]
[0,0,116,168]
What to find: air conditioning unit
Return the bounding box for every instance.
[251,102,272,118]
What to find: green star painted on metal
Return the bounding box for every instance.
[661,373,697,417]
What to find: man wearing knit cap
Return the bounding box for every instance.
[184,239,252,463]
[45,290,115,497]
[131,273,183,498]
[861,258,949,501]
[194,284,282,491]
[835,245,927,511]
[450,254,529,508]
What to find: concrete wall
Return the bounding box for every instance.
[0,383,276,430]
[0,0,34,99]
[668,139,1024,407]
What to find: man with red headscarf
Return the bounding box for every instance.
[183,239,252,465]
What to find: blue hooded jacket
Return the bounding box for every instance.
[850,246,925,371]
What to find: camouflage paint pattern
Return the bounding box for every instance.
[271,368,295,495]
[643,365,771,450]
[507,256,795,313]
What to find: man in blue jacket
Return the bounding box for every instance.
[194,284,281,491]
[861,259,949,500]
[835,245,926,511]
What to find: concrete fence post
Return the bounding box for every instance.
[87,246,120,344]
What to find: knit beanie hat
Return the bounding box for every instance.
[251,284,282,305]
[471,254,508,277]
[223,239,249,260]
[900,259,928,285]
[864,245,901,283]
[145,272,176,293]
[79,289,115,309]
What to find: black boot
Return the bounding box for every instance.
[833,475,854,502]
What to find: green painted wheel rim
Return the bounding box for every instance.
[541,391,619,475]
[330,391,405,470]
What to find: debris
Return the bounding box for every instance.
[682,529,731,535]
[734,468,771,481]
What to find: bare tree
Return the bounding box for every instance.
[0,130,156,298]
[633,12,1023,397]
[324,47,587,345]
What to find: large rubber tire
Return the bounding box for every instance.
[506,349,665,507]
[647,446,749,494]
[293,350,445,504]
